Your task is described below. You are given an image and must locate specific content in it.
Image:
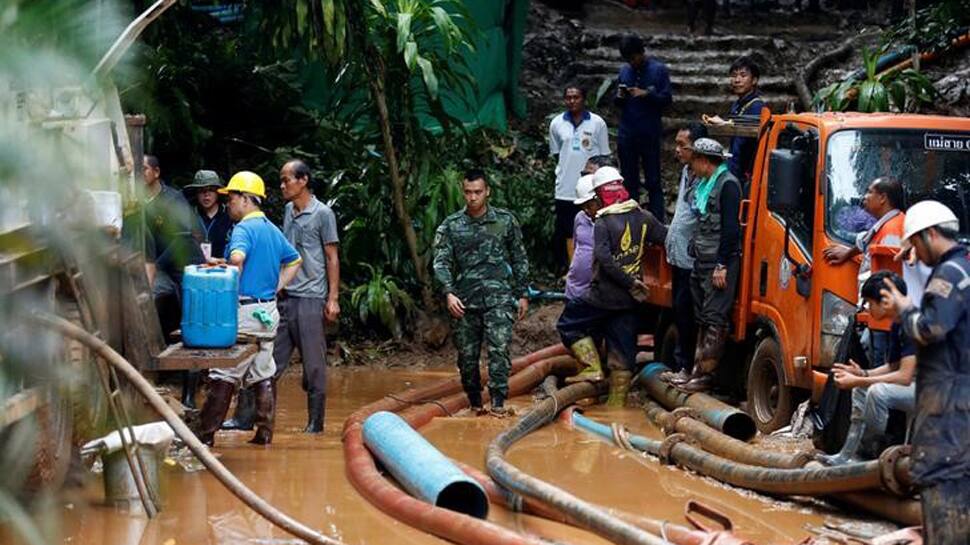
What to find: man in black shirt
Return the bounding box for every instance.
[184,170,232,260]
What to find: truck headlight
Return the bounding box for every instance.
[818,291,856,368]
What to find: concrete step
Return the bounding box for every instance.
[582,31,784,52]
[568,67,795,93]
[667,93,799,115]
[583,46,762,64]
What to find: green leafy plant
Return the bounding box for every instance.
[812,45,938,113]
[350,264,416,339]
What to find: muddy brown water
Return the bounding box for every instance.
[18,366,872,545]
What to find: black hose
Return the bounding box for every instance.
[485,381,672,545]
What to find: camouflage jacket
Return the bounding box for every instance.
[432,206,529,310]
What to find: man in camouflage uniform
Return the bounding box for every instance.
[433,169,530,417]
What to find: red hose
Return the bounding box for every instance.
[342,345,574,545]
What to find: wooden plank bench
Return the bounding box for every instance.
[149,331,273,372]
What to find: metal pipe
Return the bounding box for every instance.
[568,408,911,496]
[31,313,344,545]
[486,381,672,545]
[638,364,756,441]
[343,354,577,545]
[643,401,811,469]
[362,411,488,518]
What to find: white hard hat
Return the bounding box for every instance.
[592,166,623,189]
[902,200,959,244]
[574,174,596,205]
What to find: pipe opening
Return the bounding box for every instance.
[436,481,489,519]
[722,412,757,442]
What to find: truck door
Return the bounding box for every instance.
[743,122,818,432]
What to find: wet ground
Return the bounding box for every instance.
[39,365,874,545]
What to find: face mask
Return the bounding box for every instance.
[595,181,629,207]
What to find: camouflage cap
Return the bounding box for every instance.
[186,170,224,189]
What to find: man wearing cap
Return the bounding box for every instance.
[549,84,610,272]
[184,170,233,261]
[197,171,302,447]
[272,159,341,434]
[881,200,969,545]
[557,166,667,407]
[673,138,742,394]
[660,122,707,385]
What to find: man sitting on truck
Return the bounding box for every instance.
[820,271,915,466]
[823,176,906,368]
[557,166,667,407]
[671,138,742,394]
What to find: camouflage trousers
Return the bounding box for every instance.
[453,303,516,406]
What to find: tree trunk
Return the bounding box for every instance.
[364,55,436,310]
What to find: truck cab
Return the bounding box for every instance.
[642,110,970,433]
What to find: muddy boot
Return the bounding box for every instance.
[818,420,867,466]
[489,395,514,418]
[221,387,255,431]
[606,370,633,408]
[181,371,200,410]
[249,379,275,445]
[565,337,605,384]
[304,393,325,434]
[697,326,728,373]
[678,373,715,393]
[198,380,236,447]
[466,390,487,415]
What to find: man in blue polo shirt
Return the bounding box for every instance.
[615,34,672,221]
[197,171,302,447]
[549,84,610,272]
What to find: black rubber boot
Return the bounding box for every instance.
[181,371,200,409]
[198,380,236,447]
[221,387,255,431]
[819,420,867,466]
[249,379,275,445]
[304,393,325,434]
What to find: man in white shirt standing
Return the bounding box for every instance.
[549,84,610,272]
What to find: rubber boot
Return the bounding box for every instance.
[818,420,867,466]
[221,386,255,431]
[565,337,605,383]
[249,379,275,445]
[489,394,513,418]
[304,393,325,434]
[198,380,235,447]
[606,370,633,408]
[181,371,200,409]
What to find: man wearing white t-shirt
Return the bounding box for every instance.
[549,85,610,271]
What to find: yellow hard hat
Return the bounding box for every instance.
[220,171,266,198]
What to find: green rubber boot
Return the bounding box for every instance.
[565,337,605,383]
[606,370,633,407]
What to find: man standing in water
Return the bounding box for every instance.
[433,169,529,417]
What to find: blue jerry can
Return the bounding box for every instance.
[181,265,239,348]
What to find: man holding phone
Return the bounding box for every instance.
[614,34,672,221]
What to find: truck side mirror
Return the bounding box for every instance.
[766,149,806,213]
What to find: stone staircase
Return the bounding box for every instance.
[565,31,802,133]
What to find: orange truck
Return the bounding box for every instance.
[641,109,970,433]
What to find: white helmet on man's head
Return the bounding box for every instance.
[902,200,959,243]
[592,166,623,189]
[574,174,596,205]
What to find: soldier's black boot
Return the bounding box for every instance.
[249,380,275,445]
[304,393,325,434]
[181,371,200,409]
[467,390,487,416]
[222,387,255,431]
[489,393,513,418]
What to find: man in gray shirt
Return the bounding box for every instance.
[273,159,341,433]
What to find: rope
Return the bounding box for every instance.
[384,393,454,417]
[610,423,636,452]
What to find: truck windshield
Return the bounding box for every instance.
[825,129,970,245]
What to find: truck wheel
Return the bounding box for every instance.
[746,337,795,434]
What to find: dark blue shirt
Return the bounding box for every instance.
[886,322,916,368]
[615,58,672,139]
[899,245,970,486]
[726,91,765,184]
